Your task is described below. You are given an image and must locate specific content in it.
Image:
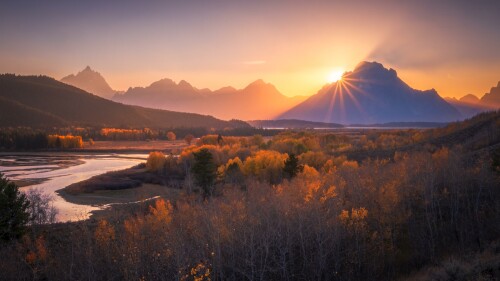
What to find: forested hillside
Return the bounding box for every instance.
[0,74,247,129]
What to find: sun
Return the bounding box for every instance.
[327,70,344,83]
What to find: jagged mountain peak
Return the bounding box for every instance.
[244,79,279,93]
[480,80,500,107]
[178,79,194,89]
[347,61,399,82]
[152,78,176,86]
[280,61,462,124]
[60,66,116,99]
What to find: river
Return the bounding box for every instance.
[0,153,147,222]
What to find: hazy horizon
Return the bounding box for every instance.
[1,0,500,98]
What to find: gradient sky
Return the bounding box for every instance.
[1,0,499,98]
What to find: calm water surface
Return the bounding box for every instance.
[0,153,147,222]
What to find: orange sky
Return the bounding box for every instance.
[1,1,499,99]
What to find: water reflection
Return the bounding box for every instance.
[0,153,146,222]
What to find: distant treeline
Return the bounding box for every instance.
[0,126,281,150]
[0,129,83,150]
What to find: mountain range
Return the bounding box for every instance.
[10,62,500,127]
[444,82,500,118]
[280,62,464,124]
[112,78,307,120]
[0,74,247,129]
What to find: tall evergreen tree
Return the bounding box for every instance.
[0,173,30,241]
[191,148,217,198]
[283,153,303,179]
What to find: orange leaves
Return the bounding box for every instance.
[146,151,166,171]
[352,207,368,220]
[47,134,83,148]
[432,147,450,162]
[148,199,173,226]
[95,219,116,246]
[320,185,337,203]
[242,150,287,183]
[304,181,321,203]
[124,199,173,237]
[298,151,328,170]
[180,262,212,281]
[24,235,48,265]
[339,209,350,223]
[339,207,368,227]
[100,128,145,140]
[341,160,359,169]
[167,131,176,141]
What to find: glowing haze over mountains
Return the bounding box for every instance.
[1,0,499,98]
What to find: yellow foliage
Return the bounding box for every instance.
[242,150,287,183]
[218,157,243,178]
[352,207,368,220]
[322,159,336,174]
[147,199,173,226]
[146,151,166,171]
[100,128,147,140]
[47,134,83,149]
[341,160,359,169]
[298,165,320,181]
[320,185,337,203]
[225,157,243,170]
[298,151,327,169]
[304,181,321,202]
[181,262,211,281]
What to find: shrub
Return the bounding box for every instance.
[146,151,166,172]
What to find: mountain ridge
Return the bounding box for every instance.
[112,78,307,120]
[0,74,249,129]
[280,61,463,124]
[481,81,500,107]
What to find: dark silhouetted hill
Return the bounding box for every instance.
[280,61,462,124]
[61,66,117,99]
[0,74,249,129]
[112,79,307,120]
[426,110,500,151]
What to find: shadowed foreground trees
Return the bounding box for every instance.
[1,144,498,280]
[0,174,30,241]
